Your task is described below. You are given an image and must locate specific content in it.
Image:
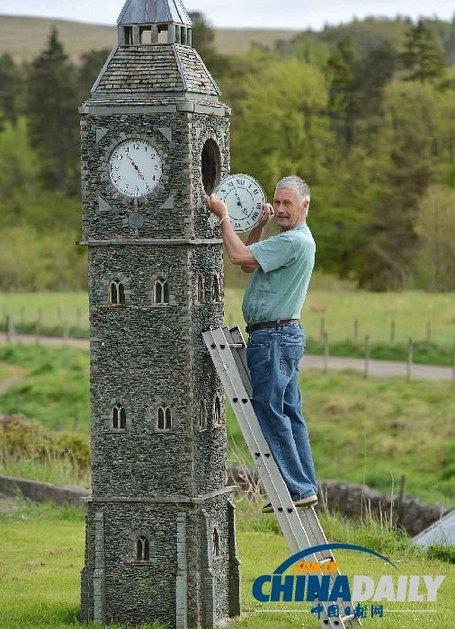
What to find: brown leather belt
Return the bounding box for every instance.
[246,318,301,334]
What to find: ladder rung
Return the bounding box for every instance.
[340,614,356,623]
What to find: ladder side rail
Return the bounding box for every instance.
[205,328,348,629]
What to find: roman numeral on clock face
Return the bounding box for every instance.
[214,173,266,234]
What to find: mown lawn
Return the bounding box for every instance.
[0,497,453,629]
[0,344,454,505]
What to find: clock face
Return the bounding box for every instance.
[215,174,266,233]
[109,139,163,198]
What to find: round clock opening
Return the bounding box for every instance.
[201,139,221,195]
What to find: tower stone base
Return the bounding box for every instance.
[80,490,240,628]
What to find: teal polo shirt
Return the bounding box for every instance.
[241,220,316,327]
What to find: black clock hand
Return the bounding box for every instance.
[126,154,145,181]
[234,187,243,208]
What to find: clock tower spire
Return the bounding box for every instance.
[79,0,240,626]
[117,0,193,46]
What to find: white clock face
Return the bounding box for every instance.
[109,139,163,198]
[215,174,266,233]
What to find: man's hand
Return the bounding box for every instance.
[258,203,274,228]
[205,194,228,219]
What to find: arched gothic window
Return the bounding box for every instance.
[213,396,222,426]
[135,536,149,561]
[110,280,125,305]
[157,405,172,430]
[154,277,169,305]
[199,401,207,430]
[112,404,127,430]
[211,275,221,302]
[196,274,205,303]
[212,527,220,557]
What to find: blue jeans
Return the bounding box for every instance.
[246,323,318,499]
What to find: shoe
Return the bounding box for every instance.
[261,493,318,514]
[293,494,318,508]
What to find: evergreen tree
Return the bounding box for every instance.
[189,12,230,79]
[0,54,22,129]
[358,81,435,290]
[401,19,447,82]
[359,42,398,115]
[25,28,79,195]
[78,48,112,102]
[326,38,360,151]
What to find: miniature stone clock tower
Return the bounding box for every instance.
[79,1,240,626]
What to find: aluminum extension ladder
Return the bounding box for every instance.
[203,325,361,629]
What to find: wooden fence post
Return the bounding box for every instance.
[364,335,370,379]
[320,317,326,342]
[407,337,413,382]
[323,332,329,374]
[5,315,12,343]
[396,475,406,528]
[34,318,41,345]
[63,321,70,347]
[390,319,395,343]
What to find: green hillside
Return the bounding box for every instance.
[0,15,300,61]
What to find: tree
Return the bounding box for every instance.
[0,54,22,129]
[415,185,455,291]
[326,38,360,151]
[25,28,79,195]
[401,19,447,82]
[189,12,230,80]
[78,48,112,103]
[231,57,334,198]
[358,42,398,116]
[357,81,436,290]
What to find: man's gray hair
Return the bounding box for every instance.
[275,176,311,205]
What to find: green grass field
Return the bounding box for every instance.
[0,496,453,629]
[1,288,454,361]
[0,344,454,506]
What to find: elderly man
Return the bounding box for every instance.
[205,175,318,513]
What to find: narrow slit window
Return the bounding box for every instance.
[136,536,149,561]
[124,27,133,45]
[213,396,222,426]
[110,280,125,305]
[212,527,220,557]
[197,275,204,303]
[211,275,221,302]
[112,404,127,430]
[157,405,172,430]
[154,278,169,305]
